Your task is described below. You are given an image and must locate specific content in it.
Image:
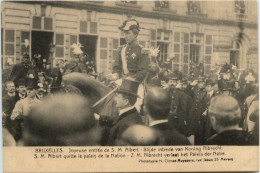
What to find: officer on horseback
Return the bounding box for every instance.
[107,19,150,82]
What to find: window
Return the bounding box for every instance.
[33,16,41,29]
[70,35,78,58]
[5,30,15,56]
[235,1,246,14]
[189,33,203,65]
[155,1,169,10]
[121,1,137,4]
[157,42,168,63]
[204,34,213,75]
[21,31,30,58]
[90,22,97,34]
[157,30,170,41]
[44,17,53,30]
[115,1,141,9]
[80,21,88,33]
[157,30,170,64]
[190,45,200,64]
[187,1,201,13]
[55,34,64,57]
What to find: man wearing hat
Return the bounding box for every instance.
[63,43,86,75]
[196,78,218,144]
[95,78,143,145]
[16,79,27,100]
[108,19,149,82]
[11,78,41,121]
[167,74,192,137]
[189,76,209,144]
[10,53,38,87]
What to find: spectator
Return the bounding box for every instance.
[11,78,41,120]
[22,94,102,146]
[143,87,190,145]
[95,78,143,146]
[9,53,38,87]
[2,81,18,134]
[205,95,247,145]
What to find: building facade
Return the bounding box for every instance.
[1,1,258,75]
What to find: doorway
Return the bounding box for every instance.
[79,35,98,64]
[31,31,53,62]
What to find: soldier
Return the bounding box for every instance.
[107,19,149,82]
[167,74,192,136]
[189,76,208,144]
[63,43,86,75]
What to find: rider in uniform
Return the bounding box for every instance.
[108,19,149,82]
[107,19,150,113]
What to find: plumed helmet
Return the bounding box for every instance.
[119,19,141,31]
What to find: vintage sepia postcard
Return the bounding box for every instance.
[1,0,259,172]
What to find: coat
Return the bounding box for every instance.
[100,107,143,146]
[10,63,38,87]
[168,88,192,136]
[151,122,191,145]
[113,42,149,82]
[189,87,207,135]
[2,94,19,133]
[205,130,248,145]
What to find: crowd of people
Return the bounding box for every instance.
[2,19,259,146]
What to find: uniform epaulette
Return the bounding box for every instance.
[141,47,150,54]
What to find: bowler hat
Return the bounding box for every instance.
[18,79,26,86]
[26,78,39,89]
[119,19,140,31]
[117,78,139,97]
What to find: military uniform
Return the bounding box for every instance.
[189,86,207,135]
[168,87,192,136]
[112,19,149,82]
[113,41,149,82]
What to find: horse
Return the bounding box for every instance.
[61,72,118,118]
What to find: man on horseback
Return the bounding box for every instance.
[106,19,150,112]
[107,19,150,82]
